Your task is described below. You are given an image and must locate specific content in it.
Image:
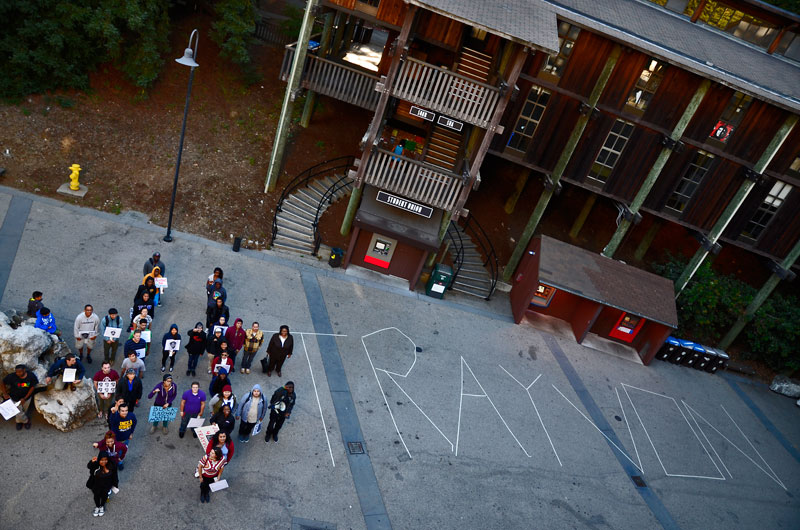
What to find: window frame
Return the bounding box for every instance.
[586,119,635,186]
[665,150,715,215]
[539,22,580,82]
[739,180,793,242]
[626,58,667,115]
[506,86,551,154]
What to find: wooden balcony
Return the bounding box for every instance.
[392,57,502,128]
[363,147,467,210]
[281,44,381,111]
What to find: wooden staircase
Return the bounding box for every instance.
[446,222,494,299]
[425,127,461,172]
[456,47,492,83]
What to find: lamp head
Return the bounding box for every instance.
[175,47,198,68]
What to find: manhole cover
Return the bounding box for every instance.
[631,475,646,488]
[348,442,365,454]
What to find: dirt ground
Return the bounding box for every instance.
[0,12,367,252]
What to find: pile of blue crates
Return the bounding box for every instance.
[656,337,729,374]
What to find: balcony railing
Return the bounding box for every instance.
[363,147,467,211]
[281,44,381,111]
[392,57,502,128]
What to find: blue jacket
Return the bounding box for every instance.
[206,280,227,308]
[161,324,182,350]
[108,410,137,441]
[236,384,266,422]
[47,357,85,380]
[35,310,57,334]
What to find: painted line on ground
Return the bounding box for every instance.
[0,195,32,301]
[721,405,785,489]
[542,332,681,530]
[300,270,391,530]
[299,333,335,467]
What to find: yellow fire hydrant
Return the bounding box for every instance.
[68,164,82,191]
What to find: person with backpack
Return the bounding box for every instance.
[98,308,124,364]
[235,384,266,443]
[185,322,206,377]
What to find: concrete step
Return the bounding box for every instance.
[272,239,314,254]
[461,259,485,267]
[459,265,488,275]
[281,202,316,224]
[303,183,327,200]
[287,192,319,211]
[276,213,312,233]
[450,284,490,299]
[456,270,490,283]
[275,231,315,247]
[276,220,314,241]
[454,276,492,290]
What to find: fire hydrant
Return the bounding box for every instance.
[68,164,81,191]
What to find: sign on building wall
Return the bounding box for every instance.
[377,191,434,218]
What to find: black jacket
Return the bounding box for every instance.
[206,332,224,356]
[210,375,230,398]
[210,409,236,435]
[87,459,119,492]
[206,304,230,326]
[269,387,296,415]
[186,328,207,356]
[267,333,293,360]
[115,377,143,405]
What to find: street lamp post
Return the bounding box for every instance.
[164,29,199,243]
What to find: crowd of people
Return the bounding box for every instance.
[3,252,300,515]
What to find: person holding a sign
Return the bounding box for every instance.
[264,325,294,377]
[241,322,264,374]
[99,308,124,364]
[205,326,225,374]
[2,364,42,430]
[265,381,296,443]
[160,324,182,373]
[132,290,155,322]
[235,383,266,443]
[124,329,149,367]
[148,374,178,434]
[74,304,100,364]
[86,451,119,516]
[93,362,120,419]
[197,447,225,503]
[45,353,85,391]
[142,265,165,307]
[132,308,153,331]
[206,296,229,329]
[179,382,207,439]
[185,322,207,377]
[121,350,146,380]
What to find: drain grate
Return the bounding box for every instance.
[348,441,365,454]
[631,475,646,488]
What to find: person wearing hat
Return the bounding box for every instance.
[208,367,231,398]
[147,374,178,434]
[179,381,206,439]
[265,381,295,443]
[87,450,119,516]
[2,364,42,430]
[143,251,166,277]
[98,308,124,364]
[236,383,266,443]
[114,368,143,408]
[209,383,237,415]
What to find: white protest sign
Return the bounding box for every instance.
[0,399,20,420]
[141,330,151,343]
[194,424,219,451]
[104,327,122,339]
[252,421,263,436]
[136,348,147,360]
[214,364,229,375]
[96,380,117,394]
[166,339,181,351]
[209,479,229,492]
[155,277,168,288]
[62,368,77,383]
[213,325,228,335]
[187,417,205,429]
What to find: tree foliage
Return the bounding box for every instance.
[210,0,256,65]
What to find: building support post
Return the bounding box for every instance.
[340,185,362,236]
[634,220,662,261]
[718,239,800,350]
[674,114,798,296]
[504,167,531,214]
[503,45,622,282]
[264,0,320,192]
[569,194,596,240]
[602,80,710,257]
[300,11,334,128]
[426,211,453,267]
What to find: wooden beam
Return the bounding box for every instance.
[691,0,708,23]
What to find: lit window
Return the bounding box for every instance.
[540,22,580,80]
[587,119,635,185]
[665,150,715,213]
[788,156,800,176]
[507,87,551,153]
[740,181,792,241]
[626,59,666,114]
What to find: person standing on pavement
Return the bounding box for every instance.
[224,318,246,371]
[148,374,178,434]
[45,353,85,391]
[264,325,293,377]
[92,361,120,419]
[235,383,266,443]
[143,251,166,277]
[179,382,206,439]
[133,285,157,322]
[208,369,231,400]
[210,404,235,436]
[124,328,149,367]
[98,308,124,364]
[121,350,146,380]
[209,384,237,416]
[108,401,137,463]
[143,266,165,307]
[87,451,118,517]
[160,324,181,373]
[205,430,235,462]
[265,382,296,443]
[114,369,143,408]
[197,447,225,504]
[132,308,153,332]
[241,322,264,374]
[2,364,42,430]
[206,297,229,329]
[92,431,127,469]
[206,267,223,290]
[205,326,224,374]
[74,305,100,364]
[185,322,206,377]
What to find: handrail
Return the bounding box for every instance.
[405,56,500,92]
[270,156,356,247]
[372,147,466,182]
[445,221,465,285]
[284,42,381,78]
[312,172,356,256]
[461,212,499,299]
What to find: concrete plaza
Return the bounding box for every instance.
[0,186,798,529]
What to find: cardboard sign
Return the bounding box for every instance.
[148,406,178,423]
[62,368,77,383]
[165,339,181,351]
[252,421,263,436]
[209,479,229,492]
[213,326,228,336]
[187,417,205,429]
[154,277,168,288]
[136,348,147,360]
[141,330,151,343]
[96,380,117,394]
[214,364,230,375]
[0,399,20,420]
[194,424,219,451]
[104,327,122,339]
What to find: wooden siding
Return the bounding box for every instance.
[563,112,616,183]
[559,31,615,96]
[328,0,357,9]
[643,68,703,131]
[767,119,800,174]
[644,147,695,211]
[605,128,663,200]
[725,100,789,161]
[376,0,408,26]
[527,93,583,172]
[682,160,742,230]
[758,189,800,258]
[599,49,648,110]
[683,83,735,143]
[491,77,534,151]
[415,11,463,49]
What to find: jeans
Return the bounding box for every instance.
[179,413,200,434]
[93,488,109,508]
[96,394,114,416]
[151,419,170,427]
[200,475,217,495]
[265,410,286,438]
[241,350,257,370]
[161,350,175,369]
[188,354,200,371]
[53,375,83,391]
[103,341,119,364]
[238,420,256,440]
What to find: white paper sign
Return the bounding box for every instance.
[136,348,147,360]
[252,421,263,435]
[214,364,229,374]
[0,399,20,420]
[141,330,151,343]
[155,277,168,288]
[194,424,219,451]
[110,486,120,494]
[213,326,228,335]
[209,479,229,492]
[62,368,77,383]
[166,339,181,351]
[104,327,122,339]
[431,283,445,293]
[187,416,205,429]
[96,380,117,394]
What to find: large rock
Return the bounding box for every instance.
[769,375,800,398]
[34,380,98,432]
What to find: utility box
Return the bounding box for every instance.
[426,264,453,299]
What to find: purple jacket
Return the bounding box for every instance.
[148,382,178,407]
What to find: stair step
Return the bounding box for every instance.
[297,188,324,206]
[462,47,493,62]
[461,259,485,267]
[272,239,314,254]
[459,266,488,276]
[276,220,314,241]
[426,148,458,161]
[458,58,491,74]
[281,203,316,224]
[453,276,492,289]
[276,212,312,231]
[304,183,328,199]
[456,271,490,283]
[432,128,462,141]
[450,285,490,299]
[276,232,315,247]
[286,194,318,211]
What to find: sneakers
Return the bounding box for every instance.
[169,367,173,373]
[24,420,31,430]
[117,461,125,471]
[240,368,245,374]
[186,370,190,376]
[266,371,272,377]
[161,366,166,372]
[179,431,185,439]
[273,433,278,442]
[15,423,23,431]
[149,424,156,434]
[246,369,250,374]
[93,507,100,517]
[207,370,212,374]
[191,370,197,377]
[276,371,281,377]
[98,507,105,516]
[162,426,168,434]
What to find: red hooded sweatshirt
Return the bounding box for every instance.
[225,318,246,352]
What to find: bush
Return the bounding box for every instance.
[744,294,800,373]
[211,0,256,66]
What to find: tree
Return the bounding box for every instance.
[210,0,256,65]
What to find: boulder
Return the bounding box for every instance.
[769,375,800,399]
[0,323,56,379]
[34,379,98,432]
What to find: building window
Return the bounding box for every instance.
[507,87,551,153]
[540,22,580,80]
[626,59,666,115]
[709,91,752,143]
[587,119,635,185]
[665,150,715,213]
[740,181,793,241]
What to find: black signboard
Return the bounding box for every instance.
[376,191,434,218]
[409,106,435,121]
[437,115,464,132]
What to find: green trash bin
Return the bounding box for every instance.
[426,264,453,299]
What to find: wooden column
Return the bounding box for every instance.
[634,220,662,261]
[569,194,596,240]
[504,167,532,214]
[300,12,335,128]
